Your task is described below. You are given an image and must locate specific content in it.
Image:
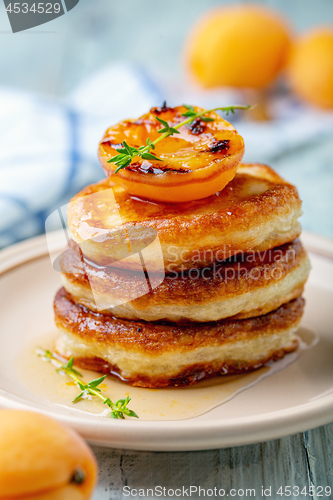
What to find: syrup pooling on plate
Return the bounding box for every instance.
[16,328,318,421]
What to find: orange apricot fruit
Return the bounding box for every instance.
[288,27,333,109]
[185,4,291,89]
[0,410,97,499]
[98,105,244,203]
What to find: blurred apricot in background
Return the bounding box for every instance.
[0,410,97,500]
[185,4,291,90]
[288,27,333,109]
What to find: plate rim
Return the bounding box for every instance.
[0,230,333,451]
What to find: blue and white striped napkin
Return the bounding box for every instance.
[0,63,162,248]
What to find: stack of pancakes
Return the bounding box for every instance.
[55,163,310,387]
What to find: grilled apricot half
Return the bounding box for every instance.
[98,105,245,203]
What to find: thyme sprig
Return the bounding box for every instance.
[108,104,251,173]
[37,348,138,419]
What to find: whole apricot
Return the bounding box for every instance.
[185,4,291,89]
[0,410,97,499]
[288,27,333,109]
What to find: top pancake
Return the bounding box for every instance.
[68,163,302,272]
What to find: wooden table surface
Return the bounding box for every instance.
[0,0,332,497]
[91,422,333,498]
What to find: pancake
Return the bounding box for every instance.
[54,288,303,388]
[60,239,310,323]
[67,163,302,272]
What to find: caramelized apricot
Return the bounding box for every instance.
[98,105,244,203]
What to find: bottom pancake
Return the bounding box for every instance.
[54,288,304,388]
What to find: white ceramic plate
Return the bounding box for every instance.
[0,231,333,451]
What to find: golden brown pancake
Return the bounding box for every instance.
[60,239,310,323]
[54,288,303,388]
[67,163,302,272]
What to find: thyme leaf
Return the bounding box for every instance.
[37,348,138,420]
